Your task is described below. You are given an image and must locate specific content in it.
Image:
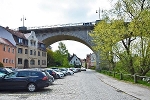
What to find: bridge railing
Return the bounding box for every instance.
[14,21,96,31]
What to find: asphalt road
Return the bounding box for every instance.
[0,69,138,100]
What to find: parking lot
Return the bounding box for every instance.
[0,69,138,100]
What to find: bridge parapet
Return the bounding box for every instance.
[14,21,96,31]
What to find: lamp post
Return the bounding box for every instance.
[96,7,101,20]
[21,15,26,27]
[96,7,103,20]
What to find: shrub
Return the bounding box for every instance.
[0,62,4,67]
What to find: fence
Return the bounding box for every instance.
[100,70,150,84]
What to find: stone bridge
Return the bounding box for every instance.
[19,21,101,70]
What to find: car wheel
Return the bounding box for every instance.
[27,83,37,92]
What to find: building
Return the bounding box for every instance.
[0,26,47,68]
[24,31,47,68]
[86,53,96,69]
[69,54,82,68]
[0,37,16,68]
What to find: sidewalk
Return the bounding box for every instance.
[95,71,150,100]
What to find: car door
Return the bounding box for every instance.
[0,72,18,89]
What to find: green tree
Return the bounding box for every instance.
[47,49,55,67]
[58,42,68,56]
[90,0,150,75]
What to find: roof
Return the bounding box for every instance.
[24,33,31,38]
[4,27,26,39]
[0,37,15,47]
[69,54,81,62]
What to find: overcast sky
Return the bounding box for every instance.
[0,0,112,59]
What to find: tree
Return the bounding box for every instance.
[0,62,4,67]
[47,49,55,67]
[58,42,68,56]
[90,0,150,75]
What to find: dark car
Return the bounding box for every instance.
[0,69,51,92]
[0,68,13,74]
[45,68,59,79]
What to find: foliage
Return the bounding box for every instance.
[47,42,70,67]
[90,0,150,75]
[0,62,4,67]
[47,49,55,66]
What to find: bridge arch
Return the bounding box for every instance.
[20,22,100,70]
[42,35,93,50]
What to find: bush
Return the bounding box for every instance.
[0,62,4,67]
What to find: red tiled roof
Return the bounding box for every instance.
[0,37,15,47]
[4,27,26,39]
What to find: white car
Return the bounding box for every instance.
[66,68,74,75]
[53,69,64,78]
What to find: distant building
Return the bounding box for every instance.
[69,54,82,68]
[0,37,16,68]
[86,53,96,69]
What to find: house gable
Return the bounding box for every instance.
[69,54,81,66]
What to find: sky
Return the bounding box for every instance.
[0,0,112,59]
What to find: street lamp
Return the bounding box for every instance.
[21,15,26,27]
[96,7,103,20]
[96,7,101,20]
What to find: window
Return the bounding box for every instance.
[9,59,11,64]
[24,40,28,45]
[18,58,22,64]
[17,71,29,77]
[34,41,36,46]
[30,50,32,55]
[19,38,23,44]
[6,59,8,63]
[3,59,5,63]
[38,60,40,65]
[8,48,10,52]
[38,51,40,56]
[3,45,6,51]
[34,50,36,56]
[30,40,33,46]
[12,60,14,64]
[42,52,46,57]
[42,60,46,65]
[18,48,23,54]
[25,49,28,54]
[12,48,14,53]
[30,59,35,65]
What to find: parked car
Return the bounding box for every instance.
[0,68,13,74]
[66,68,74,75]
[81,67,86,71]
[28,68,54,85]
[45,68,59,79]
[59,68,68,76]
[53,69,64,79]
[69,68,78,73]
[0,69,51,92]
[42,70,54,85]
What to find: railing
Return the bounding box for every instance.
[14,21,96,31]
[100,70,150,84]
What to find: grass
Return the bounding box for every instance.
[99,70,150,87]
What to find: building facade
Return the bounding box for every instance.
[69,54,82,67]
[0,37,16,68]
[0,26,47,68]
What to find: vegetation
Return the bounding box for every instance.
[0,62,4,67]
[90,0,150,75]
[47,42,70,68]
